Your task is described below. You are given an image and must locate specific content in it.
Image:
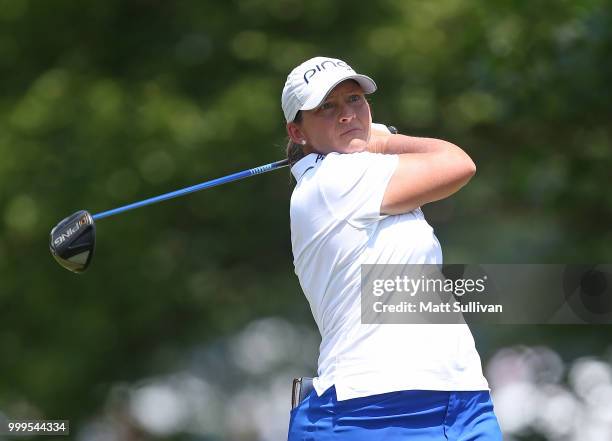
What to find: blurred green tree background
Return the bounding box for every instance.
[0,0,610,439]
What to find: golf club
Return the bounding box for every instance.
[49,158,289,273]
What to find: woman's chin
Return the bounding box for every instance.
[344,137,368,153]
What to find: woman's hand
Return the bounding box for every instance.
[366,127,392,154]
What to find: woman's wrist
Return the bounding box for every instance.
[365,132,452,155]
[382,134,450,154]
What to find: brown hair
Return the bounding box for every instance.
[285,111,305,182]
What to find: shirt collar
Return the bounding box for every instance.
[290,153,326,181]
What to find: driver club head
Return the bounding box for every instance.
[49,210,96,273]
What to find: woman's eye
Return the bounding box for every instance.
[349,94,362,102]
[320,102,334,110]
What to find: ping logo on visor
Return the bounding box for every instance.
[302,60,352,84]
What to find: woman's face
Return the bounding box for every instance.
[287,80,372,155]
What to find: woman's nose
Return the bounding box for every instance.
[339,106,355,123]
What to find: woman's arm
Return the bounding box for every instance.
[367,132,476,215]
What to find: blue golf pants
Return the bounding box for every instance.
[288,386,503,440]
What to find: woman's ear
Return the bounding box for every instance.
[286,122,306,145]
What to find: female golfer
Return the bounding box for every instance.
[282,56,503,440]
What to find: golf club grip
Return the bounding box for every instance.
[92,159,289,220]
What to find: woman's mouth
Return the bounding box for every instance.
[340,128,361,136]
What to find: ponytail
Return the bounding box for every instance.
[286,140,306,168]
[285,111,305,183]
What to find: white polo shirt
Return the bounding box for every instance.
[290,127,489,401]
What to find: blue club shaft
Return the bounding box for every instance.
[92,159,289,221]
